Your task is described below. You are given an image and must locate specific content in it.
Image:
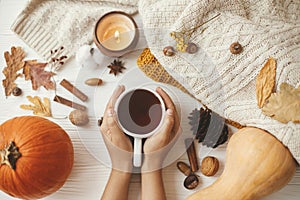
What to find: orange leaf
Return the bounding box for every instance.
[24,60,55,90]
[256,57,276,108]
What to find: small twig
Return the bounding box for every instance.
[188,13,221,35]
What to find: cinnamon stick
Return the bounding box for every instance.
[185,138,199,172]
[60,79,88,102]
[53,95,86,111]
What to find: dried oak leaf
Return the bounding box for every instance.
[23,60,55,90]
[256,57,276,108]
[262,83,300,123]
[20,96,52,117]
[2,47,26,96]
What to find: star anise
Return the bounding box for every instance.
[107,59,126,76]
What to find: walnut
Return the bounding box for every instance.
[201,156,219,176]
[69,110,89,126]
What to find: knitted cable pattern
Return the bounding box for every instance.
[139,0,300,163]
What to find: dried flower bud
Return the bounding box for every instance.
[59,56,67,61]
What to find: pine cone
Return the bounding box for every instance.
[196,108,211,141]
[188,108,228,148]
[188,108,200,134]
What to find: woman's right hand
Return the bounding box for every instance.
[100,85,133,172]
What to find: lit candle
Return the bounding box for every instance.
[114,30,121,43]
[94,11,138,57]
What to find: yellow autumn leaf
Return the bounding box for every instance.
[20,96,52,117]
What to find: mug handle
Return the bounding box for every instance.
[133,137,142,167]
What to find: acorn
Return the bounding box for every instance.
[12,87,22,96]
[186,43,198,54]
[85,78,103,86]
[184,174,199,190]
[230,42,243,54]
[163,46,175,56]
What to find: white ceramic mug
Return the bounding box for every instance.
[114,87,166,167]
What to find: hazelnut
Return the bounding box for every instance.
[230,42,243,54]
[163,46,175,56]
[69,110,89,126]
[186,43,198,54]
[201,156,219,176]
[12,87,22,96]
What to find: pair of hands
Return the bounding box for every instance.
[100,85,180,172]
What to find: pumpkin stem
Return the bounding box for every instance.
[0,141,22,170]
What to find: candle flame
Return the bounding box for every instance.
[114,30,120,43]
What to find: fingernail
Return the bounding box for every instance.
[167,109,173,116]
[107,109,113,117]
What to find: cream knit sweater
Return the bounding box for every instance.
[11,0,300,163]
[138,0,300,163]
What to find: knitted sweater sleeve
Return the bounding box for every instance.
[11,0,138,61]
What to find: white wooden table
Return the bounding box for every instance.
[0,0,299,199]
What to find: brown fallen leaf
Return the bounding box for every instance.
[262,83,300,123]
[20,96,52,117]
[256,57,276,108]
[23,60,55,90]
[2,47,26,96]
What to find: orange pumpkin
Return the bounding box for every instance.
[0,116,74,199]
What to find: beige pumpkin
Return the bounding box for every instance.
[187,127,296,200]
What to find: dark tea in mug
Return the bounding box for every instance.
[117,89,164,135]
